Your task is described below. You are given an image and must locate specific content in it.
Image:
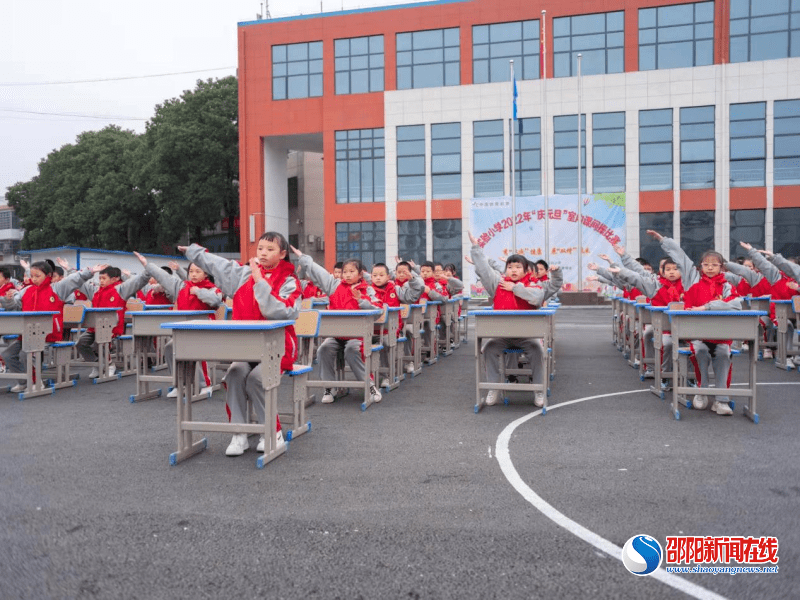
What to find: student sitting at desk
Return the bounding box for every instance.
[180,232,302,457]
[469,233,563,407]
[292,247,383,405]
[418,261,449,363]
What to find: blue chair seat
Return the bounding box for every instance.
[286,364,312,376]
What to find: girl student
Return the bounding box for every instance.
[133,252,223,398]
[291,246,383,405]
[179,232,302,457]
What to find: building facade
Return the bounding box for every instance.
[237,0,800,279]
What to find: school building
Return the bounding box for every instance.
[236,0,800,278]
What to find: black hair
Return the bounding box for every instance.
[700,251,725,266]
[45,259,56,271]
[635,257,652,268]
[100,266,122,279]
[0,267,11,279]
[258,231,292,263]
[506,254,529,269]
[433,262,444,269]
[536,259,549,270]
[372,262,390,274]
[31,261,53,276]
[661,258,679,270]
[444,263,457,275]
[161,266,173,275]
[333,262,343,270]
[421,261,435,270]
[53,266,64,277]
[396,261,411,270]
[342,258,361,273]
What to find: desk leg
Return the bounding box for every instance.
[671,343,681,420]
[130,337,163,403]
[650,337,665,400]
[93,342,119,384]
[361,336,374,412]
[743,338,760,424]
[20,350,53,400]
[170,360,207,466]
[257,386,287,469]
[286,373,311,442]
[474,336,484,413]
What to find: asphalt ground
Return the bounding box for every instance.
[1,307,798,600]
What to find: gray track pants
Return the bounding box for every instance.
[483,337,543,384]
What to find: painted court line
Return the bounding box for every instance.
[495,390,729,600]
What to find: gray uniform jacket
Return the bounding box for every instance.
[296,254,379,309]
[145,263,222,308]
[79,269,150,303]
[768,253,800,283]
[1,269,93,310]
[471,243,563,306]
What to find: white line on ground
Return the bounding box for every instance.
[495,390,729,600]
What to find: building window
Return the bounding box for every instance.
[397,125,426,201]
[288,176,298,209]
[433,219,462,277]
[730,102,766,188]
[730,0,800,63]
[0,211,20,230]
[397,28,460,90]
[639,109,673,191]
[680,106,715,190]
[473,20,540,84]
[774,99,800,186]
[334,35,384,95]
[272,42,323,100]
[553,11,624,78]
[554,114,586,194]
[431,123,461,200]
[514,117,541,196]
[473,120,504,198]
[730,209,765,259]
[639,212,674,267]
[335,128,385,203]
[335,221,385,267]
[639,2,714,71]
[398,220,427,265]
[593,112,625,193]
[680,210,715,263]
[774,207,800,257]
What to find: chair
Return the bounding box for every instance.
[281,309,320,441]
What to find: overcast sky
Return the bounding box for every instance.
[0,0,423,203]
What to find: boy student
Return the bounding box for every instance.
[332,262,343,280]
[292,246,383,405]
[469,233,562,406]
[0,267,16,298]
[418,260,449,363]
[180,232,301,457]
[134,252,223,398]
[392,260,425,373]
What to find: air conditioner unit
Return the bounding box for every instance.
[316,238,325,251]
[307,234,315,243]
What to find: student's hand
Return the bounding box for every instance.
[176,246,188,253]
[598,254,611,263]
[394,255,402,265]
[248,258,263,283]
[19,259,29,271]
[5,289,15,299]
[498,280,516,292]
[463,255,474,265]
[689,305,706,311]
[787,281,800,291]
[423,285,431,294]
[289,245,302,257]
[612,244,625,256]
[607,267,621,274]
[586,275,599,282]
[588,262,599,271]
[121,269,132,278]
[56,257,70,270]
[468,232,478,245]
[408,260,417,269]
[91,263,108,273]
[189,287,201,296]
[647,230,663,241]
[739,241,753,251]
[133,251,147,266]
[550,265,560,272]
[757,249,774,257]
[351,284,362,300]
[168,261,181,271]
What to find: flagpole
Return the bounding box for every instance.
[540,10,549,267]
[577,53,583,290]
[510,59,517,253]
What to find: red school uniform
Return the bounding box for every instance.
[91,281,128,337]
[0,281,16,297]
[421,277,449,323]
[683,273,739,344]
[372,280,403,336]
[175,278,221,313]
[145,287,171,305]
[651,276,684,307]
[21,278,64,343]
[492,273,537,310]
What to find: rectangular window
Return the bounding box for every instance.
[730,102,766,187]
[639,109,673,191]
[397,125,426,200]
[431,123,461,200]
[730,209,765,259]
[398,220,427,265]
[553,114,586,194]
[514,117,541,196]
[288,176,299,209]
[680,210,715,263]
[433,219,463,277]
[272,41,323,100]
[639,2,714,71]
[773,207,800,257]
[553,11,624,78]
[680,106,715,190]
[397,28,460,90]
[639,212,674,267]
[334,35,384,95]
[335,128,385,203]
[774,99,800,185]
[473,20,540,83]
[593,112,625,193]
[0,212,11,230]
[473,120,504,197]
[335,221,386,267]
[730,0,800,63]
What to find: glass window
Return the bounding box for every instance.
[335,128,385,203]
[335,35,384,95]
[397,28,460,90]
[730,209,765,259]
[680,210,715,263]
[473,120,504,197]
[730,0,800,62]
[640,108,673,191]
[553,11,624,77]
[773,207,800,257]
[273,41,323,100]
[639,212,674,266]
[553,114,586,194]
[397,125,426,200]
[398,220,427,265]
[730,102,765,187]
[433,219,462,276]
[680,106,714,189]
[593,112,625,192]
[514,118,541,196]
[774,99,800,185]
[335,221,386,267]
[431,123,461,200]
[473,20,539,83]
[639,2,714,71]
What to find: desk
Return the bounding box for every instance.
[611,296,624,350]
[635,302,653,380]
[619,299,638,366]
[83,308,123,384]
[438,298,459,356]
[646,306,671,399]
[376,306,401,392]
[128,310,215,403]
[667,310,766,422]
[161,319,293,469]
[310,309,382,411]
[772,300,797,371]
[402,302,427,377]
[745,296,774,361]
[421,300,442,365]
[0,311,59,399]
[472,309,555,414]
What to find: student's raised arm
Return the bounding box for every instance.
[52,265,97,301]
[723,260,762,288]
[446,276,464,296]
[613,243,653,282]
[135,253,182,302]
[169,261,188,282]
[469,233,502,298]
[652,230,699,289]
[180,244,250,298]
[766,251,800,282]
[292,246,341,297]
[396,273,424,304]
[616,264,659,298]
[742,243,781,285]
[117,268,151,301]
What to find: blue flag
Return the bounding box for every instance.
[513,76,518,120]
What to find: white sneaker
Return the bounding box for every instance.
[692,394,708,410]
[485,390,500,406]
[643,369,655,379]
[405,362,415,374]
[370,385,382,403]
[107,364,116,377]
[88,368,99,378]
[534,391,545,407]
[633,359,640,367]
[321,389,335,404]
[10,383,25,393]
[224,433,249,456]
[379,378,391,388]
[742,342,749,351]
[200,385,213,396]
[167,388,178,398]
[712,401,733,416]
[763,348,773,360]
[257,430,285,453]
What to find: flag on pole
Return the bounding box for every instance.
[512,75,518,120]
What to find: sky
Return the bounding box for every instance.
[0,0,424,203]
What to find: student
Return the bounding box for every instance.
[469,233,562,407]
[534,259,549,282]
[134,252,223,398]
[0,267,16,298]
[292,247,382,405]
[142,266,173,305]
[332,262,343,280]
[418,261,449,363]
[392,260,424,373]
[442,263,464,297]
[180,232,301,457]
